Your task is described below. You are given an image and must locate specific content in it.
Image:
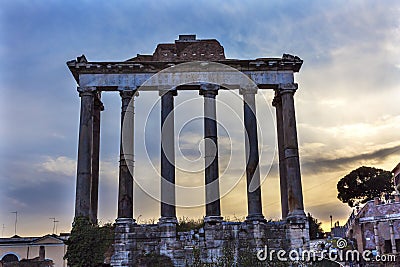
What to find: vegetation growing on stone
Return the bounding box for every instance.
[307,213,324,239]
[176,217,204,232]
[63,217,114,267]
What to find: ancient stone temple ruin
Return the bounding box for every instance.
[67,35,310,266]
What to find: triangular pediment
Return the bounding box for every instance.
[32,235,64,245]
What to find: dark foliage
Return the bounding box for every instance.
[307,213,324,240]
[337,166,394,207]
[63,217,114,267]
[176,217,204,232]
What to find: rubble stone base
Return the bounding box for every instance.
[111,219,309,266]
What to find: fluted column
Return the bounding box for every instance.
[75,86,96,218]
[278,83,305,221]
[89,94,104,223]
[240,87,264,222]
[117,89,136,220]
[159,89,177,223]
[272,93,289,219]
[200,83,222,223]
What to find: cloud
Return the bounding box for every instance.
[37,156,76,177]
[4,196,28,209]
[37,154,119,188]
[296,114,400,177]
[301,144,400,175]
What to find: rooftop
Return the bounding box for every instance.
[0,234,69,245]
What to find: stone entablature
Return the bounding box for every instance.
[67,44,302,87]
[66,35,302,92]
[66,56,302,91]
[67,35,301,82]
[67,54,302,75]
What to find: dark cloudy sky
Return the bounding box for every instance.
[1,0,399,236]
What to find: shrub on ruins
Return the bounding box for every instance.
[307,213,324,240]
[337,166,394,207]
[176,217,204,232]
[63,217,114,267]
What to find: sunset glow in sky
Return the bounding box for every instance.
[1,0,400,236]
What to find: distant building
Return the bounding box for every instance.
[344,162,400,255]
[346,196,400,255]
[393,162,400,193]
[331,221,346,238]
[0,234,68,267]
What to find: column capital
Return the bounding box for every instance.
[277,83,298,94]
[199,83,219,96]
[239,86,258,95]
[77,86,96,97]
[119,89,138,99]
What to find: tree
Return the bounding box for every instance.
[307,213,324,240]
[337,166,394,207]
[64,217,114,267]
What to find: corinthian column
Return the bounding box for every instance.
[240,87,264,222]
[200,83,222,223]
[75,86,96,218]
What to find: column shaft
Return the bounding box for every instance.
[374,222,380,255]
[242,90,264,221]
[389,221,397,253]
[200,84,221,221]
[160,90,177,220]
[273,95,289,219]
[75,87,95,218]
[89,96,103,223]
[279,84,305,220]
[117,90,135,219]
